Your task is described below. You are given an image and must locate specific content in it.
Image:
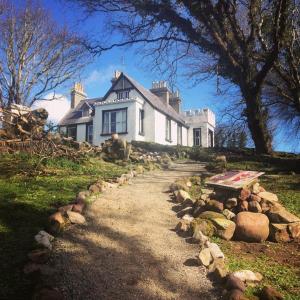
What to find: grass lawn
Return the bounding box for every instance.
[0,153,129,299]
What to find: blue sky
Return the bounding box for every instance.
[29,0,300,153]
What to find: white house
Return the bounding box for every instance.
[59,71,215,147]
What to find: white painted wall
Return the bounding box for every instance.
[76,124,86,142]
[182,127,188,146]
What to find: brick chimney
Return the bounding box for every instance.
[169,90,181,113]
[71,83,87,109]
[150,81,170,105]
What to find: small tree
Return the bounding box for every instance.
[0,1,89,108]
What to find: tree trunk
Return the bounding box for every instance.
[243,89,273,154]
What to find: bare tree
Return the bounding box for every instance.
[0,1,89,108]
[71,0,291,154]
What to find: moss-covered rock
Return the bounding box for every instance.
[191,218,216,237]
[199,211,226,221]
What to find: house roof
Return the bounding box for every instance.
[59,97,103,126]
[124,74,187,126]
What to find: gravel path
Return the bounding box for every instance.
[52,161,220,300]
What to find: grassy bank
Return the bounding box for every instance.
[0,153,128,299]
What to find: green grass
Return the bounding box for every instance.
[212,237,300,300]
[0,153,128,299]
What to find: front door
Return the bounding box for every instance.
[193,128,201,146]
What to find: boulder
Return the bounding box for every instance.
[239,201,248,212]
[226,274,246,292]
[76,190,91,204]
[176,190,191,203]
[206,200,224,212]
[48,212,64,233]
[182,198,194,208]
[193,230,209,246]
[182,214,194,223]
[211,218,236,241]
[175,220,191,233]
[260,199,281,213]
[232,270,263,283]
[269,223,291,242]
[72,203,85,214]
[28,248,50,264]
[200,194,209,201]
[248,201,262,213]
[191,218,215,237]
[249,194,261,203]
[212,259,228,282]
[35,231,54,250]
[235,212,269,242]
[170,179,189,192]
[260,286,284,300]
[252,183,261,194]
[288,222,300,239]
[267,206,300,223]
[192,206,205,218]
[207,242,225,260]
[199,211,226,221]
[226,289,249,300]
[239,188,251,201]
[226,198,238,209]
[258,192,278,203]
[198,248,213,267]
[66,211,86,224]
[223,209,236,220]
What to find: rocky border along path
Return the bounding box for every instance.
[51,162,220,300]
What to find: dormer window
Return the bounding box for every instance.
[117,90,130,100]
[82,108,89,117]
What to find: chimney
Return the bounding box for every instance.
[150,80,170,105]
[169,90,181,113]
[111,70,122,85]
[71,83,87,109]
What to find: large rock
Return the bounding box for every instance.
[76,190,91,204]
[269,223,291,242]
[182,214,194,222]
[199,211,226,221]
[267,206,300,223]
[249,194,261,203]
[198,248,212,266]
[193,229,209,246]
[248,201,262,213]
[48,212,65,233]
[211,218,236,241]
[235,212,269,242]
[72,203,85,214]
[206,200,224,212]
[35,231,54,250]
[191,218,215,237]
[239,201,248,212]
[176,190,191,203]
[67,211,86,224]
[223,209,236,220]
[226,198,238,209]
[177,206,194,218]
[89,184,101,194]
[288,222,300,239]
[226,274,246,292]
[232,270,263,283]
[239,188,251,201]
[260,286,284,300]
[258,192,278,202]
[58,204,73,214]
[207,242,225,260]
[252,183,261,194]
[175,220,191,233]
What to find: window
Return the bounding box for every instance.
[67,126,77,140]
[165,117,171,141]
[117,90,130,100]
[177,124,182,145]
[139,109,144,135]
[193,128,202,146]
[87,124,93,144]
[82,108,89,117]
[208,129,214,147]
[102,109,127,134]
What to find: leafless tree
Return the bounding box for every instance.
[72,0,291,154]
[0,1,89,109]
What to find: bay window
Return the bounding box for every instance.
[102,108,127,134]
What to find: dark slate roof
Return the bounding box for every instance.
[59,97,103,126]
[121,73,187,126]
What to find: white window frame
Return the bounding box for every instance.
[177,124,182,145]
[165,117,171,142]
[139,109,144,135]
[102,108,127,135]
[87,124,93,144]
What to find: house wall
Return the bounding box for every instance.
[93,100,137,145]
[76,124,86,142]
[182,127,188,146]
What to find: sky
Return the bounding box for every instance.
[25,0,300,153]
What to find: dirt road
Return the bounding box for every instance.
[52,162,219,300]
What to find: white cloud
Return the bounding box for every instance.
[83,65,122,86]
[33,93,70,124]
